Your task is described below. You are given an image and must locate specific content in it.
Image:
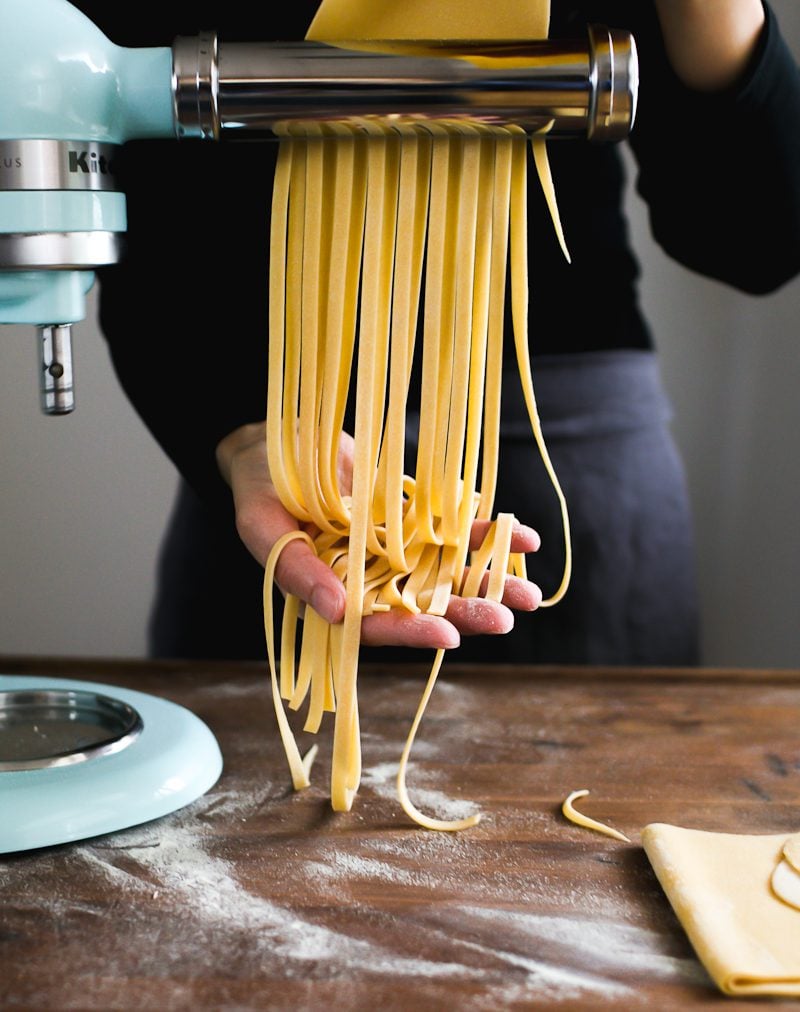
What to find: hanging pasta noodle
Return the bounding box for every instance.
[263,0,571,829]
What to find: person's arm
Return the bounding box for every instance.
[628,1,800,295]
[653,0,765,91]
[216,421,543,649]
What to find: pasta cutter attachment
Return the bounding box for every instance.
[173,26,638,141]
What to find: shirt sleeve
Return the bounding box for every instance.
[627,2,800,294]
[97,139,276,515]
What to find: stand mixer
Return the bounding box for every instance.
[1,0,639,851]
[1,0,638,414]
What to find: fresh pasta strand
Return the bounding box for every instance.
[397,649,481,832]
[509,127,572,607]
[562,790,632,844]
[263,530,318,790]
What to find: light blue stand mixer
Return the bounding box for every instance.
[0,0,637,851]
[1,0,175,412]
[1,0,637,413]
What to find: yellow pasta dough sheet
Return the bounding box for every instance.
[641,823,800,997]
[307,0,549,42]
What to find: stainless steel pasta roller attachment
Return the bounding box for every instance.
[172,26,638,141]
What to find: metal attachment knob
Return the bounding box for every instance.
[40,324,75,415]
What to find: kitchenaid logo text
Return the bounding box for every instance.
[68,149,113,174]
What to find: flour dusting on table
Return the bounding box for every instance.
[78,814,479,982]
[1,688,704,1006]
[362,760,480,822]
[15,776,679,1006]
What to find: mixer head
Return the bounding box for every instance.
[0,0,175,414]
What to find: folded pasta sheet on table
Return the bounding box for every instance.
[642,824,800,998]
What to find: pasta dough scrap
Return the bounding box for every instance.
[561,789,631,843]
[642,823,800,997]
[306,0,550,42]
[784,832,800,873]
[772,857,800,912]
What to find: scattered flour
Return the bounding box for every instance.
[77,813,479,982]
[305,851,424,887]
[4,755,702,1004]
[361,760,480,821]
[460,907,707,985]
[189,677,265,699]
[452,934,633,1001]
[55,791,688,1005]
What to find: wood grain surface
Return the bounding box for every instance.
[1,655,799,1010]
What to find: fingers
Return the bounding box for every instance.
[443,574,541,636]
[240,490,538,638]
[240,501,347,624]
[275,540,346,624]
[358,575,541,648]
[219,424,349,624]
[361,611,461,649]
[444,597,514,636]
[336,431,355,496]
[238,494,348,624]
[463,571,543,612]
[469,518,541,553]
[231,470,348,624]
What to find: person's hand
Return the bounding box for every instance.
[216,421,542,649]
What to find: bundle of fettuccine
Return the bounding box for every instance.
[263,0,570,828]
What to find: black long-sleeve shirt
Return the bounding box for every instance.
[73,2,800,508]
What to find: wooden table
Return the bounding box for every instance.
[1,656,799,1010]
